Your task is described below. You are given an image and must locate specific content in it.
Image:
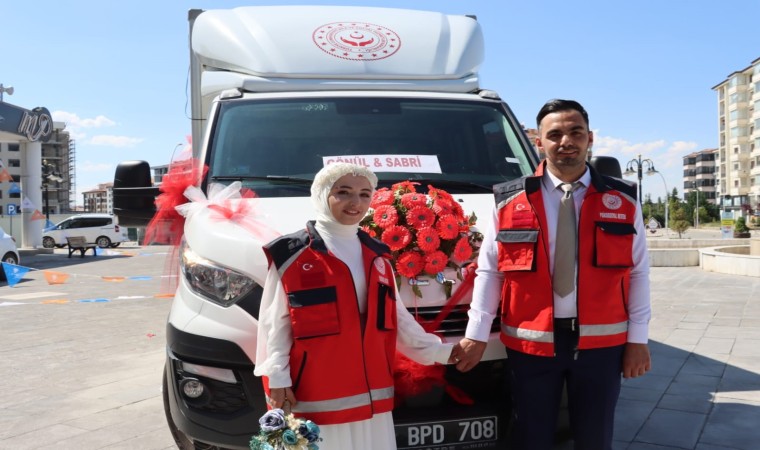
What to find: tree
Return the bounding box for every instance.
[684,190,719,225]
[670,206,690,238]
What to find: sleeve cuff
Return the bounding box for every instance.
[433,343,454,364]
[266,371,293,389]
[465,311,495,343]
[627,321,649,344]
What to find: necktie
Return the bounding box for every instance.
[553,182,579,297]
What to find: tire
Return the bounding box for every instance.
[0,252,19,281]
[96,236,112,248]
[2,252,19,265]
[163,368,195,450]
[42,236,56,249]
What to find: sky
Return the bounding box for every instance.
[2,0,758,206]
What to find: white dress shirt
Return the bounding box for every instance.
[465,168,651,345]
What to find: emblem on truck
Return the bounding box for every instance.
[313,22,401,61]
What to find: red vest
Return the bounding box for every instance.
[263,221,398,424]
[494,162,638,356]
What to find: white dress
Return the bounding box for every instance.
[255,221,453,450]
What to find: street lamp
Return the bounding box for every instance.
[171,142,184,159]
[0,83,13,102]
[41,160,63,222]
[623,154,656,206]
[646,167,669,237]
[691,181,700,229]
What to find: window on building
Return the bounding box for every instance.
[8,144,19,152]
[8,159,20,168]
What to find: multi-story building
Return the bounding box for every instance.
[82,182,114,214]
[0,121,76,216]
[41,124,76,215]
[682,148,718,204]
[712,57,760,215]
[152,164,170,184]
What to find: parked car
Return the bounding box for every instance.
[42,214,128,249]
[0,225,20,280]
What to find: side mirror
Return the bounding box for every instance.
[113,160,159,227]
[588,156,622,179]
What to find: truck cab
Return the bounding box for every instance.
[114,6,541,449]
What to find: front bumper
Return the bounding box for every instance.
[165,323,510,449]
[164,324,265,449]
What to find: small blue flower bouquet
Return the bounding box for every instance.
[250,408,322,450]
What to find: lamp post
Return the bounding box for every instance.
[0,83,13,102]
[646,168,669,237]
[171,142,184,160]
[693,181,700,229]
[41,160,63,222]
[623,154,656,206]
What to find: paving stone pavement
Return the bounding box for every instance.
[1,243,759,449]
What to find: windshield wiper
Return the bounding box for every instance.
[211,175,313,184]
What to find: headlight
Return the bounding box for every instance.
[180,240,257,307]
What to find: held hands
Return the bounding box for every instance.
[450,338,487,372]
[268,387,297,410]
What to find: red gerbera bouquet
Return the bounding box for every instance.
[360,181,482,297]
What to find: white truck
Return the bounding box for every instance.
[113,5,543,449]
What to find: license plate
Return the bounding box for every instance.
[396,416,499,449]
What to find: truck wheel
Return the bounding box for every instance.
[163,369,194,450]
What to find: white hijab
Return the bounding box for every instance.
[310,162,378,237]
[310,163,378,312]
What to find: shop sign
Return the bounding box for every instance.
[0,102,53,142]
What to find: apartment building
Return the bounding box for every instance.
[682,148,718,204]
[712,57,760,215]
[41,124,75,215]
[82,182,113,214]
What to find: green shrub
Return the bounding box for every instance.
[735,216,750,233]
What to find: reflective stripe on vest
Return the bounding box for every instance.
[502,321,628,342]
[579,321,628,337]
[291,387,394,413]
[502,324,553,343]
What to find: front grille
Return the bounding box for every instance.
[407,305,500,337]
[202,378,248,413]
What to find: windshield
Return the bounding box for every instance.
[208,97,536,196]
